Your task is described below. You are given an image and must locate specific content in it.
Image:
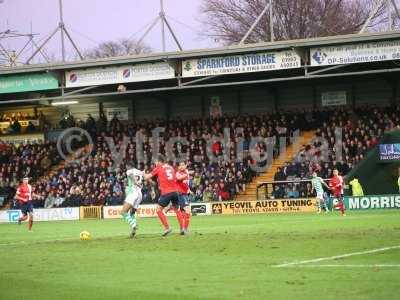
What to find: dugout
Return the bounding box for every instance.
[345,130,400,195]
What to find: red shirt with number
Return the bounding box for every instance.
[176,170,190,195]
[151,164,178,195]
[330,175,343,197]
[16,183,32,204]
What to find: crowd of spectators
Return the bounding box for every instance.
[272,105,400,198]
[0,141,61,207]
[3,105,398,208]
[18,110,305,208]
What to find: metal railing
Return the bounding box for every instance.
[256,178,330,200]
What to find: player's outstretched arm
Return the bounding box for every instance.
[143,173,153,181]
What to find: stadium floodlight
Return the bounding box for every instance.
[136,0,183,52]
[51,101,79,106]
[25,0,83,64]
[360,0,400,33]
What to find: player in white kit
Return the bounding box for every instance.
[311,171,329,213]
[121,165,144,238]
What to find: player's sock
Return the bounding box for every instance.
[122,212,136,229]
[172,208,185,230]
[339,201,346,215]
[28,218,33,230]
[184,211,191,230]
[18,215,28,223]
[157,210,170,229]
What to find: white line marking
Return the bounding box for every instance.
[282,264,400,268]
[274,245,400,268]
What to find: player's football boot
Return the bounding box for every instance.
[162,228,172,237]
[130,226,137,238]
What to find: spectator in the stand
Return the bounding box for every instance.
[202,186,213,202]
[10,119,21,133]
[26,121,36,133]
[44,192,56,208]
[271,185,285,199]
[287,184,300,198]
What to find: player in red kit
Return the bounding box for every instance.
[330,169,346,216]
[16,177,34,230]
[144,155,185,236]
[176,161,191,235]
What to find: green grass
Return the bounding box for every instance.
[1,210,400,300]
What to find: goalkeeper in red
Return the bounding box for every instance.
[330,169,346,216]
[16,177,34,231]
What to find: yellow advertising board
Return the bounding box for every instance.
[211,199,315,215]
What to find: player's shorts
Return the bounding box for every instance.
[316,193,324,200]
[178,193,190,209]
[124,189,143,209]
[158,192,179,208]
[20,201,33,215]
[334,194,344,201]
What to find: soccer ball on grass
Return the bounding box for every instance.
[80,231,91,241]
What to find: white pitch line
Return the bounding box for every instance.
[282,264,400,268]
[274,245,400,268]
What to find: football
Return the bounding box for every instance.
[79,231,91,241]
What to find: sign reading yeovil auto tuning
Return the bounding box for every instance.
[65,62,175,88]
[310,39,400,66]
[182,50,301,77]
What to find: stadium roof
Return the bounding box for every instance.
[1,30,400,75]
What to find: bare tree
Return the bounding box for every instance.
[200,0,390,45]
[84,39,152,59]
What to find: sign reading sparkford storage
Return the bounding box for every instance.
[310,39,400,66]
[0,73,58,94]
[211,199,315,215]
[182,50,301,78]
[65,62,175,88]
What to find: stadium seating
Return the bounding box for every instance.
[2,105,399,207]
[271,105,400,198]
[4,111,306,207]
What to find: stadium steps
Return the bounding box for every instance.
[35,146,87,184]
[234,130,316,201]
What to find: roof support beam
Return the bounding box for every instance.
[2,66,400,105]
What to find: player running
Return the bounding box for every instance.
[311,171,329,213]
[16,177,34,231]
[121,165,144,238]
[175,161,191,235]
[144,155,185,236]
[329,169,346,216]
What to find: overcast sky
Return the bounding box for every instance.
[0,0,214,63]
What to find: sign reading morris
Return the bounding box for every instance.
[65,62,175,88]
[310,39,400,66]
[182,50,301,77]
[0,73,58,94]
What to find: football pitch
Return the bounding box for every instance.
[0,210,399,300]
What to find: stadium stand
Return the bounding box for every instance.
[1,104,399,208]
[271,105,400,198]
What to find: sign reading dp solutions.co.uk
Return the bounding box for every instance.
[310,39,400,66]
[182,50,301,78]
[65,62,175,88]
